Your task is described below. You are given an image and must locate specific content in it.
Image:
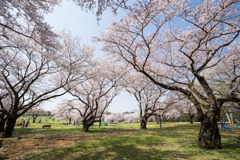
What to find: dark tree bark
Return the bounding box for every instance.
[140,118,147,129]
[190,114,194,124]
[2,117,17,138]
[82,123,90,132]
[32,115,37,123]
[82,119,94,132]
[0,120,5,132]
[69,118,71,124]
[197,107,221,149]
[0,114,6,132]
[198,118,221,149]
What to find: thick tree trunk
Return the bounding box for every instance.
[198,116,221,149]
[140,119,147,129]
[0,120,5,132]
[69,118,71,124]
[194,74,222,149]
[0,114,6,132]
[2,117,16,138]
[82,123,90,132]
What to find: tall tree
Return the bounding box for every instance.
[97,0,240,149]
[0,32,92,138]
[65,60,125,132]
[0,0,128,137]
[125,73,166,129]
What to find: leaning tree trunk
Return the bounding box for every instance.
[2,117,17,138]
[140,118,147,129]
[198,111,221,149]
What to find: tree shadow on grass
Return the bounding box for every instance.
[22,134,190,160]
[15,124,240,160]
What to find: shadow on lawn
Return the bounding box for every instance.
[14,124,240,160]
[22,135,190,160]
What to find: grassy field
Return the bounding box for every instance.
[1,118,240,160]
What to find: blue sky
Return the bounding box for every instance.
[43,0,138,113]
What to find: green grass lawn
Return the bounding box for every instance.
[11,121,240,160]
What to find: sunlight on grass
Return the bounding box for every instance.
[11,122,240,160]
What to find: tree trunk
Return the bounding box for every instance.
[69,118,71,124]
[0,114,6,132]
[2,117,16,138]
[32,116,37,123]
[198,116,221,149]
[0,119,5,132]
[226,112,232,124]
[140,119,147,129]
[160,117,162,129]
[230,113,234,124]
[82,123,90,132]
[190,115,194,124]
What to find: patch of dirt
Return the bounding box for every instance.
[0,131,137,159]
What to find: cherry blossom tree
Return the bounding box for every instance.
[104,113,124,123]
[124,73,166,129]
[97,0,240,149]
[0,32,93,138]
[64,60,125,132]
[25,107,46,123]
[176,97,197,124]
[0,0,62,138]
[206,43,240,124]
[52,102,79,124]
[123,113,140,123]
[153,94,181,128]
[0,0,129,137]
